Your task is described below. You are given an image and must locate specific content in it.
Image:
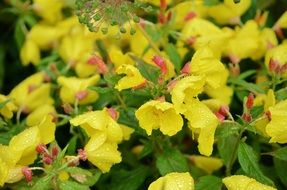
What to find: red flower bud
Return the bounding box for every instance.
[218,105,229,117]
[75,90,88,101]
[62,103,74,114]
[78,149,87,161]
[167,11,172,22]
[265,111,272,121]
[269,58,279,72]
[184,11,196,21]
[43,156,53,165]
[242,113,252,123]
[36,144,47,154]
[22,167,33,183]
[88,55,108,74]
[186,36,196,46]
[246,93,254,110]
[215,112,225,122]
[152,55,167,75]
[160,0,167,10]
[51,146,59,158]
[158,12,166,24]
[107,107,119,120]
[181,62,190,74]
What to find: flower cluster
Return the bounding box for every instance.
[1,0,287,189]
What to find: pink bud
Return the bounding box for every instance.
[43,156,53,165]
[132,80,147,90]
[242,113,252,123]
[88,55,108,74]
[78,149,87,161]
[167,79,178,92]
[62,103,74,114]
[269,58,279,72]
[28,84,37,94]
[280,63,287,74]
[186,36,196,46]
[218,106,229,117]
[158,12,166,24]
[215,112,225,122]
[152,55,167,75]
[36,144,47,154]
[107,107,119,120]
[22,167,33,183]
[184,12,196,21]
[156,96,166,102]
[229,54,240,64]
[166,11,172,22]
[229,63,240,77]
[160,0,167,10]
[181,62,190,74]
[51,146,59,158]
[246,93,254,110]
[75,90,88,101]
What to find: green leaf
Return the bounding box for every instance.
[276,88,287,101]
[59,180,89,190]
[195,175,222,190]
[31,175,54,190]
[0,123,25,145]
[230,78,265,94]
[109,166,150,190]
[118,107,146,136]
[238,70,257,80]
[14,18,25,49]
[139,139,153,159]
[165,43,182,73]
[130,54,161,84]
[271,147,287,161]
[238,142,274,186]
[156,147,189,175]
[53,145,68,168]
[65,167,101,186]
[274,158,287,187]
[88,86,113,94]
[66,136,78,155]
[216,122,240,167]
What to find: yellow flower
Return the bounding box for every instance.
[265,43,287,78]
[0,94,17,119]
[190,46,226,89]
[120,124,134,141]
[223,175,276,190]
[171,1,207,29]
[181,18,232,56]
[148,172,194,190]
[20,39,40,66]
[207,0,251,24]
[185,99,219,156]
[70,109,123,143]
[32,0,63,23]
[251,28,278,60]
[28,23,66,49]
[59,29,95,66]
[26,104,56,126]
[275,11,287,29]
[190,156,223,174]
[57,75,100,105]
[84,132,121,173]
[115,64,146,91]
[224,20,260,60]
[266,99,287,143]
[108,46,134,68]
[138,0,172,7]
[9,72,54,113]
[9,115,56,165]
[204,68,233,105]
[135,100,183,136]
[171,75,205,113]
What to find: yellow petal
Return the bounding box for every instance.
[37,115,56,144]
[148,172,194,190]
[20,39,40,66]
[26,104,56,126]
[223,175,276,190]
[190,156,223,174]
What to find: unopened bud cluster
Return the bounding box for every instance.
[75,0,151,35]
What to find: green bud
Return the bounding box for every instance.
[93,13,102,21]
[130,27,136,35]
[120,27,126,33]
[101,27,108,34]
[133,16,140,23]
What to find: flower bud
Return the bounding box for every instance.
[246,93,254,110]
[181,62,190,74]
[242,113,252,123]
[158,12,166,24]
[215,112,225,122]
[43,156,53,165]
[88,55,108,74]
[78,149,87,161]
[269,58,279,72]
[184,12,196,21]
[52,146,59,158]
[75,90,88,101]
[22,167,33,183]
[62,103,74,114]
[152,55,167,75]
[218,105,229,117]
[36,144,47,154]
[107,107,119,120]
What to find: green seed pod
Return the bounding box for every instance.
[120,27,126,33]
[130,27,136,35]
[101,27,108,34]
